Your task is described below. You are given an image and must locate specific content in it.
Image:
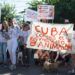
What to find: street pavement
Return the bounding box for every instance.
[0,64,75,75]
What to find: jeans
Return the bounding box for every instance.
[7,38,18,65]
[2,42,7,63]
[0,42,7,63]
[0,42,3,62]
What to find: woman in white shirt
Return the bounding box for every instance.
[7,18,20,70]
[1,21,9,64]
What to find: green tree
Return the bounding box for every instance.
[28,0,75,23]
[28,0,43,11]
[1,3,16,23]
[43,0,75,23]
[42,0,59,4]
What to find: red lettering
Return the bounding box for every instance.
[44,40,49,48]
[30,36,37,46]
[60,41,65,45]
[35,26,40,32]
[65,44,72,50]
[41,27,48,35]
[51,27,58,37]
[50,41,57,49]
[58,45,64,50]
[59,28,68,35]
[59,36,64,41]
[38,42,43,47]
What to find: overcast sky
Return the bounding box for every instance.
[0,0,42,13]
[0,0,32,13]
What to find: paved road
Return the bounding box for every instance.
[0,64,75,75]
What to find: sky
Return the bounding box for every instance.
[0,0,42,13]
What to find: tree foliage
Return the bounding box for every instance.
[1,3,16,23]
[28,0,75,23]
[28,0,43,11]
[54,0,75,23]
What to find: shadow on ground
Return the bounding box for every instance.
[0,64,75,75]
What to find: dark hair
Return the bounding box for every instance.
[2,21,8,32]
[8,18,13,26]
[23,23,30,30]
[23,23,30,28]
[8,18,13,22]
[26,21,31,25]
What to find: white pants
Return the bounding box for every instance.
[7,38,18,65]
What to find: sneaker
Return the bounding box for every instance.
[14,65,16,69]
[9,65,13,71]
[9,64,16,71]
[71,69,75,73]
[68,69,75,73]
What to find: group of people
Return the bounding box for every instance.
[34,49,72,66]
[34,49,75,73]
[0,18,75,73]
[0,18,31,70]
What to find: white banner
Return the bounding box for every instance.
[38,5,54,20]
[27,22,73,52]
[24,9,38,22]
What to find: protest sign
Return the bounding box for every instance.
[38,5,54,20]
[24,9,38,22]
[27,22,73,52]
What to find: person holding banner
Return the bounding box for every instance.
[34,50,40,65]
[22,23,31,66]
[40,50,49,65]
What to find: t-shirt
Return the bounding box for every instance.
[0,30,8,42]
[34,53,39,59]
[2,30,8,42]
[8,26,21,39]
[22,30,30,44]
